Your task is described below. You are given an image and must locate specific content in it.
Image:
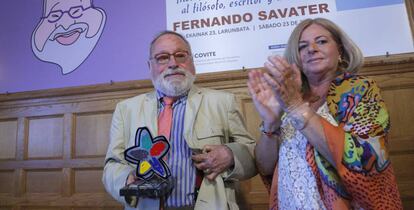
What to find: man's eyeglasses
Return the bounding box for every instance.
[42,6,92,23]
[151,51,191,65]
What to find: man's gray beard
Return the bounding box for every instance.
[152,68,195,97]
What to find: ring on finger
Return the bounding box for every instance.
[204,168,211,174]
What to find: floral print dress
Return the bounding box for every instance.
[264,73,402,210]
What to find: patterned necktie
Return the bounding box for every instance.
[158,97,174,140]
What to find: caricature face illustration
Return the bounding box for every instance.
[31,0,106,74]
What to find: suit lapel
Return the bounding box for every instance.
[143,91,158,136]
[184,86,203,148]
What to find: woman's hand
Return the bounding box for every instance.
[247,69,283,126]
[263,55,304,111]
[249,70,282,176]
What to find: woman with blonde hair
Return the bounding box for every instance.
[249,18,402,209]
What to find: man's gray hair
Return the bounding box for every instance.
[149,30,192,58]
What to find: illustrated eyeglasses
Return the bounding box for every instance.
[151,51,191,65]
[42,6,92,23]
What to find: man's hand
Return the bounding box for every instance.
[126,172,137,186]
[192,145,234,181]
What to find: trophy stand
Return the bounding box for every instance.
[120,176,174,198]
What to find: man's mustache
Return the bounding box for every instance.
[161,68,189,78]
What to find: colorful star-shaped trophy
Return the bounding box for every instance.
[120,127,173,199]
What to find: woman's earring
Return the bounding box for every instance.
[338,55,348,67]
[338,56,343,64]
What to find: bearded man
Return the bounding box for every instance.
[102,31,256,210]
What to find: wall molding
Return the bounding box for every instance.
[1,52,413,104]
